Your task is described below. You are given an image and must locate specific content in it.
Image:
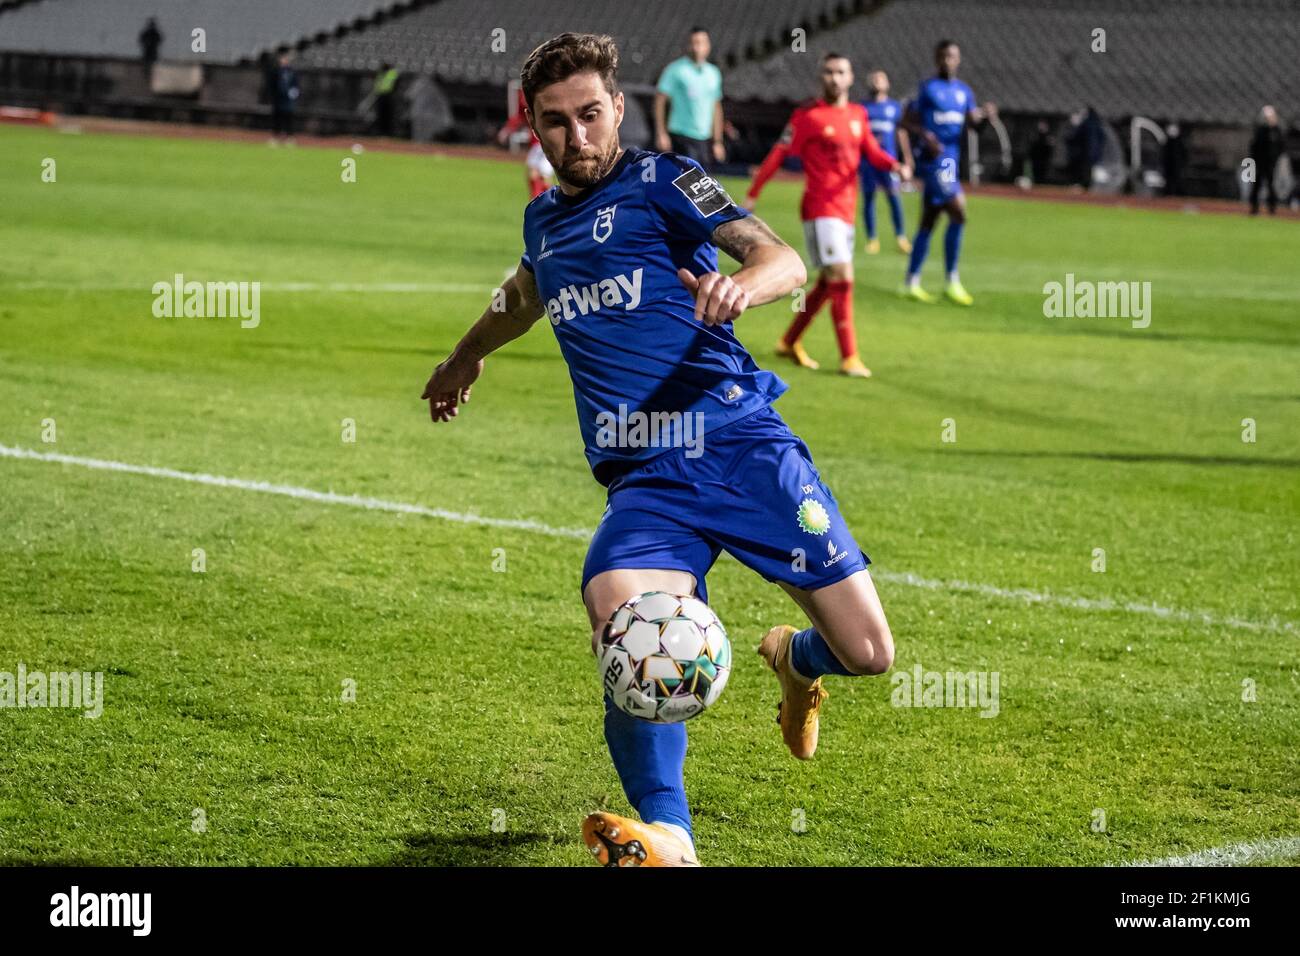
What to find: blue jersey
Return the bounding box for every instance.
[911,76,974,169]
[862,97,901,156]
[520,147,788,483]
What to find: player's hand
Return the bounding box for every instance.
[740,195,756,211]
[655,131,672,153]
[896,164,913,182]
[711,141,725,163]
[984,102,998,119]
[677,268,750,326]
[420,354,483,423]
[495,127,509,146]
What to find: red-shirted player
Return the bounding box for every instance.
[497,88,554,199]
[744,53,910,377]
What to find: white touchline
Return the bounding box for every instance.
[877,570,1298,636]
[1,443,1295,637]
[1118,835,1300,867]
[0,444,589,540]
[7,281,495,294]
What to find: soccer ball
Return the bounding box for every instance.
[598,591,732,723]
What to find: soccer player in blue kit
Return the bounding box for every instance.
[860,70,913,256]
[900,40,996,306]
[421,34,895,867]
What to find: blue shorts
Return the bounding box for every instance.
[920,159,963,207]
[860,166,899,196]
[581,405,870,604]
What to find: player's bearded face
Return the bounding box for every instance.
[556,133,620,187]
[530,75,625,190]
[820,59,853,100]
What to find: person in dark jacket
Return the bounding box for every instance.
[268,49,301,144]
[1162,122,1188,197]
[1029,119,1054,185]
[1066,107,1105,189]
[138,17,162,65]
[1249,105,1284,215]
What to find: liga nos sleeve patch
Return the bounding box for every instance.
[672,166,736,217]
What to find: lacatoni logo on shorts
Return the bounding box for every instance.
[1042,273,1151,329]
[50,886,151,936]
[0,662,103,718]
[595,404,705,458]
[152,272,260,328]
[546,268,643,325]
[824,539,849,568]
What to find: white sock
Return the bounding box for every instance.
[906,274,920,288]
[947,271,960,284]
[652,821,694,851]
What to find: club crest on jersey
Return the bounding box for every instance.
[592,204,617,243]
[849,119,862,138]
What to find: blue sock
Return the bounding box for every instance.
[906,228,932,281]
[864,191,878,240]
[789,627,855,679]
[602,695,692,839]
[888,192,905,235]
[944,221,965,277]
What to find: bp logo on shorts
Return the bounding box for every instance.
[797,497,830,535]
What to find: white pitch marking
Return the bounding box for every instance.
[7,281,494,294]
[0,444,589,540]
[1,444,1295,636]
[1119,835,1300,867]
[876,570,1298,636]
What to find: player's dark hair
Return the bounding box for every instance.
[521,33,620,111]
[822,51,849,63]
[935,39,958,56]
[689,26,709,36]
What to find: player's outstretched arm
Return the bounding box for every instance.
[420,263,544,423]
[743,140,790,209]
[676,216,807,326]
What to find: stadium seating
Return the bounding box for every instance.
[0,0,415,63]
[6,0,1291,127]
[294,0,857,83]
[724,0,1300,126]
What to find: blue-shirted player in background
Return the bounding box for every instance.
[860,70,913,256]
[421,33,896,867]
[900,40,996,306]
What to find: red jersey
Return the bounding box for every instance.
[502,88,539,147]
[747,99,897,224]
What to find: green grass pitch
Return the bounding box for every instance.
[0,124,1296,866]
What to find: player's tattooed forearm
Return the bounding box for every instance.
[712,216,790,263]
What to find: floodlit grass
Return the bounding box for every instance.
[0,125,1296,865]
